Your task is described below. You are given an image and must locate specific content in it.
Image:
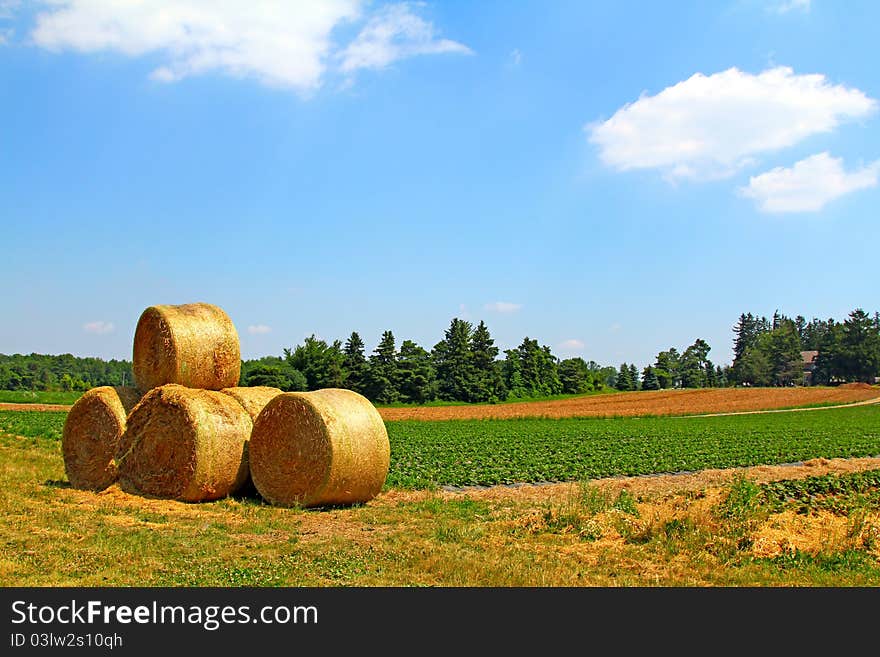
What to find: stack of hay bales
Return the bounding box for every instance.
[62,302,390,508]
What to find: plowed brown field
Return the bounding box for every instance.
[378,385,880,421]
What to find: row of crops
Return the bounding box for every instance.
[385,406,880,487]
[2,406,879,489]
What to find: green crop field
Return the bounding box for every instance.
[383,406,880,488]
[0,410,66,441]
[3,406,880,489]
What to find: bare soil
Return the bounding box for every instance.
[379,386,880,421]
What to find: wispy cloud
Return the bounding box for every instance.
[83,321,114,335]
[247,324,272,335]
[509,48,522,66]
[588,66,875,182]
[773,0,810,14]
[739,152,879,213]
[339,2,471,74]
[29,1,470,94]
[484,301,522,314]
[559,338,584,351]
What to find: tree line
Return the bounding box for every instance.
[241,319,618,403]
[730,308,880,386]
[0,353,132,392]
[1,307,877,400]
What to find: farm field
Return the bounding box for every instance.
[5,405,880,489]
[386,405,880,487]
[1,417,879,586]
[380,385,880,421]
[2,401,879,586]
[1,385,877,419]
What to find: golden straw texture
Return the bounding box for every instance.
[118,384,251,502]
[249,388,390,507]
[132,303,240,392]
[61,386,141,491]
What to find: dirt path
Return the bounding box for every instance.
[2,387,878,419]
[379,386,880,421]
[684,395,880,418]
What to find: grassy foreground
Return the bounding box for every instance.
[1,405,879,585]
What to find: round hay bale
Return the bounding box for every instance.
[62,386,142,491]
[219,386,283,495]
[249,388,390,508]
[118,384,251,502]
[132,303,240,392]
[219,386,283,421]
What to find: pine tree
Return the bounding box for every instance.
[342,331,370,395]
[366,331,398,403]
[560,358,592,394]
[284,335,345,390]
[628,363,639,391]
[616,363,632,391]
[641,365,660,390]
[433,318,475,402]
[470,320,506,402]
[396,340,435,403]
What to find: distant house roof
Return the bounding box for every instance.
[801,350,819,365]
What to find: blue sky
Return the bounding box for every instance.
[2,0,878,368]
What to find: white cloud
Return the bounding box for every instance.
[559,339,584,351]
[247,324,272,335]
[774,0,810,14]
[339,2,471,73]
[588,66,876,182]
[509,48,521,66]
[0,28,11,45]
[739,152,880,213]
[484,301,522,314]
[29,1,469,93]
[83,321,114,335]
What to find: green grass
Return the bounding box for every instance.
[385,405,880,488]
[0,390,82,405]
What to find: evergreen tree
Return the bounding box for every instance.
[641,365,660,390]
[396,340,435,403]
[284,336,345,390]
[840,309,880,383]
[616,363,632,391]
[628,363,639,391]
[765,319,803,386]
[470,320,507,402]
[654,348,680,389]
[366,331,399,403]
[503,338,562,397]
[342,332,370,395]
[560,358,593,394]
[242,363,307,391]
[432,318,475,402]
